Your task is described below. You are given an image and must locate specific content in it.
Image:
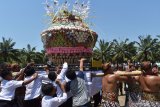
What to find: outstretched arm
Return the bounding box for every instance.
[15,68,26,81]
[114,70,142,76]
[91,72,104,77]
[92,70,142,77]
[77,58,87,79]
[57,62,68,81]
[79,58,86,71]
[22,73,38,86]
[115,71,142,82]
[56,79,66,93]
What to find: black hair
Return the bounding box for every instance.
[1,69,12,79]
[42,83,55,96]
[66,69,77,80]
[48,71,57,81]
[152,63,158,68]
[102,63,111,73]
[24,66,35,77]
[141,61,151,72]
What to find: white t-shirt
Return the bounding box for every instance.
[42,93,67,107]
[24,71,48,100]
[52,82,63,97]
[0,80,23,101]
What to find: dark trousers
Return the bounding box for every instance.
[0,100,15,107]
[24,96,41,107]
[118,82,123,95]
[59,97,72,107]
[93,92,102,107]
[14,86,26,107]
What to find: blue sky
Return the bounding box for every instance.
[0,0,160,51]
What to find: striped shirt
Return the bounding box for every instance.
[70,71,90,107]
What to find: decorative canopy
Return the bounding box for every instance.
[41,0,98,64]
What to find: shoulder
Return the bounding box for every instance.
[9,80,21,84]
[153,76,160,82]
[42,96,57,101]
[103,74,117,82]
[108,74,117,79]
[140,75,160,82]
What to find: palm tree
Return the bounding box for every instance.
[33,50,45,64]
[0,37,20,62]
[135,35,159,62]
[93,39,113,63]
[112,38,136,64]
[21,45,45,65]
[22,44,36,63]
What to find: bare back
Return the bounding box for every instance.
[139,75,160,92]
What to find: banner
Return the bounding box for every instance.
[46,47,92,54]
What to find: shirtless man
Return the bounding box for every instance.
[101,62,143,107]
[135,61,160,106]
[102,63,127,107]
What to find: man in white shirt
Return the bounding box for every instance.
[24,65,49,107]
[48,62,73,107]
[41,82,67,107]
[48,71,63,97]
[0,69,37,107]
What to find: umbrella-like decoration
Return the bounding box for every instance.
[41,0,98,65]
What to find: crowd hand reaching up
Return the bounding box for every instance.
[79,58,87,71]
[79,58,87,62]
[55,79,66,93]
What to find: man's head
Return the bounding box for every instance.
[102,63,112,73]
[42,83,56,96]
[11,64,20,72]
[152,63,159,74]
[66,69,76,80]
[48,71,57,81]
[1,69,13,80]
[129,63,136,71]
[24,66,35,77]
[141,61,152,73]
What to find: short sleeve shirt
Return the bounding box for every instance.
[0,80,23,101]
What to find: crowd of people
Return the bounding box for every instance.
[0,59,160,107]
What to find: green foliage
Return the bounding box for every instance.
[93,35,160,64]
[0,37,20,62]
[0,38,45,66]
[93,39,113,63]
[135,35,159,62]
[111,38,136,64]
